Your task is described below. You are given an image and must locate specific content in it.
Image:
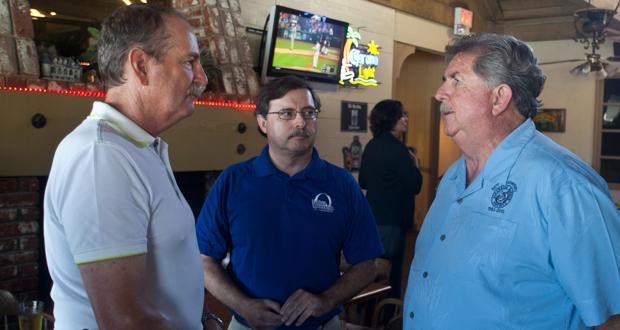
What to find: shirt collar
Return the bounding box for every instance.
[253,146,326,180]
[88,101,156,148]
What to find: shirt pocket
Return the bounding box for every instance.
[444,212,518,280]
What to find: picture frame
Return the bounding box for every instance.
[533,108,566,132]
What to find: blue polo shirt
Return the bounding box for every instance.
[196,147,383,329]
[404,119,620,329]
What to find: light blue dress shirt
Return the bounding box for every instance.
[404,119,620,329]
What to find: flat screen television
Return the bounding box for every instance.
[260,5,348,84]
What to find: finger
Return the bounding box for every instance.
[280,289,303,316]
[281,297,307,326]
[283,304,305,327]
[295,308,315,326]
[262,299,282,314]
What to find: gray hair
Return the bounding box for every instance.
[445,33,546,118]
[98,4,188,89]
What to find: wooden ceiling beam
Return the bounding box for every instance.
[365,0,454,27]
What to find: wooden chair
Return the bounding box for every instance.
[370,298,403,330]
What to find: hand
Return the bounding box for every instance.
[280,289,333,327]
[240,299,283,330]
[409,151,420,168]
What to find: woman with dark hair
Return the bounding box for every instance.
[359,99,423,306]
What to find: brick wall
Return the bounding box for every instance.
[172,0,260,104]
[0,177,41,299]
[0,0,38,78]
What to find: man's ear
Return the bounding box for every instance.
[491,84,513,116]
[256,114,268,135]
[127,47,149,85]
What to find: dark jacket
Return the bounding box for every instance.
[359,132,423,230]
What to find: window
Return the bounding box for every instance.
[594,79,620,189]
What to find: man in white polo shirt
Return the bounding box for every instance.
[43,4,208,329]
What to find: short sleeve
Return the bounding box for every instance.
[546,176,620,326]
[342,174,384,264]
[60,143,150,264]
[196,171,231,260]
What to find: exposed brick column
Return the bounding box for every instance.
[0,0,18,75]
[0,177,41,299]
[0,0,38,78]
[173,0,260,103]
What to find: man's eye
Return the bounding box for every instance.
[280,110,294,117]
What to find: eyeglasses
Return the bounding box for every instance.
[266,108,320,120]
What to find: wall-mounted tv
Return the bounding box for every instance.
[261,5,348,84]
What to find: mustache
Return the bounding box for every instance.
[188,83,207,98]
[439,103,453,114]
[288,129,311,139]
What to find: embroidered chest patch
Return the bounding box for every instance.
[312,193,334,213]
[488,181,517,213]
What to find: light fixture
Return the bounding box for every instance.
[29,8,45,18]
[50,11,56,16]
[569,1,620,78]
[122,0,132,5]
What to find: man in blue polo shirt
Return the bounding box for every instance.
[404,33,620,329]
[196,76,383,329]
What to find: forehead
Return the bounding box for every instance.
[445,52,477,75]
[269,88,315,109]
[164,16,198,52]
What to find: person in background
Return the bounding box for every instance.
[196,76,383,330]
[404,32,620,329]
[44,4,208,329]
[358,100,423,311]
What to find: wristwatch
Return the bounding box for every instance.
[202,312,225,330]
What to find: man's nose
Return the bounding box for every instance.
[291,111,307,127]
[435,81,448,102]
[194,63,208,87]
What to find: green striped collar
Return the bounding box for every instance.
[89,101,155,148]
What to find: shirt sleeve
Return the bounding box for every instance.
[196,170,230,260]
[59,143,149,264]
[342,173,384,264]
[545,173,620,326]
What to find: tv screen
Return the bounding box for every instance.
[261,5,348,84]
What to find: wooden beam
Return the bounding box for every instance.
[365,0,454,27]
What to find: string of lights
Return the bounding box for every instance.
[0,86,256,112]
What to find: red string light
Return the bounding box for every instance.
[0,85,256,111]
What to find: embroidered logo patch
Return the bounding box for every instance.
[312,193,334,213]
[488,181,517,213]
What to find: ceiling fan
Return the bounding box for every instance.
[539,1,620,79]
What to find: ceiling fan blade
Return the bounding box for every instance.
[603,62,619,77]
[606,56,620,62]
[539,59,585,65]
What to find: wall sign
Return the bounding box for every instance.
[341,101,367,132]
[339,27,380,86]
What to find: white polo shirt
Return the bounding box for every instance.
[44,101,204,329]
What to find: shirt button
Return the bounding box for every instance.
[440,234,446,241]
[422,271,428,278]
[457,198,463,204]
[409,311,414,319]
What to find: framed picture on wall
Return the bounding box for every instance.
[533,108,566,132]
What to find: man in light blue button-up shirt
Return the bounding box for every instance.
[404,33,620,330]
